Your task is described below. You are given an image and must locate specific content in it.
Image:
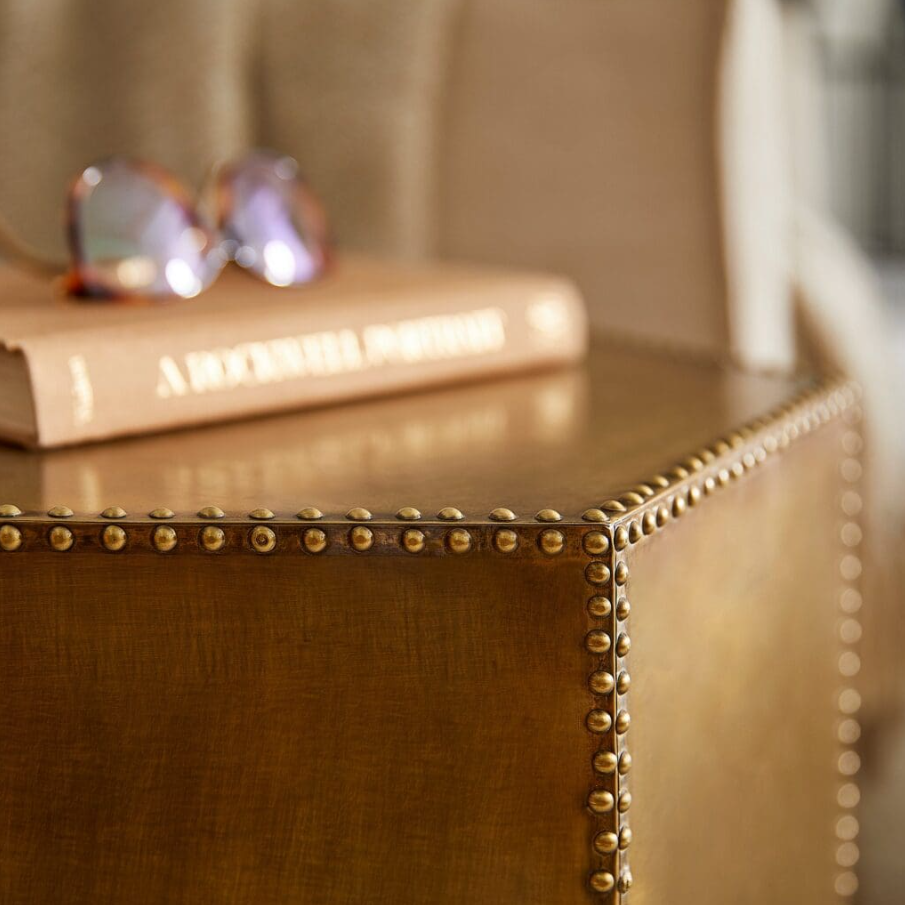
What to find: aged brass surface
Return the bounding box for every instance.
[627,421,845,904]
[0,341,860,903]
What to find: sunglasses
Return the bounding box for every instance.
[53,150,330,300]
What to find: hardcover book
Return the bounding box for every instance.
[0,256,587,448]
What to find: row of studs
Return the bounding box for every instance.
[585,530,633,898]
[587,381,858,536]
[594,382,860,550]
[0,522,575,556]
[0,504,572,524]
[834,406,865,900]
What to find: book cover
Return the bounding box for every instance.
[0,256,588,448]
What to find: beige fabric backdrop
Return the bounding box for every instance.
[0,0,746,361]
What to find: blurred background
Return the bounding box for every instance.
[0,0,902,901]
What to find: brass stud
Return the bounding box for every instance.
[402,528,426,553]
[101,506,127,519]
[593,831,619,855]
[617,791,632,812]
[153,525,177,552]
[586,710,612,734]
[628,520,643,543]
[250,525,277,553]
[297,507,324,520]
[743,452,756,470]
[593,751,617,774]
[49,525,74,551]
[839,751,861,776]
[601,499,627,514]
[840,588,863,614]
[840,619,862,645]
[838,689,862,715]
[836,842,860,869]
[699,448,716,464]
[587,596,611,618]
[585,631,611,654]
[688,485,702,507]
[618,752,633,775]
[446,528,472,554]
[615,633,631,657]
[656,506,669,527]
[350,525,374,552]
[489,507,517,522]
[198,506,225,520]
[668,465,690,481]
[585,562,611,585]
[840,555,863,582]
[535,508,562,522]
[102,524,127,552]
[615,710,631,734]
[620,491,646,506]
[672,494,687,517]
[438,507,464,521]
[835,815,859,841]
[838,719,861,745]
[642,511,657,535]
[617,871,634,894]
[396,507,421,521]
[0,503,22,518]
[539,528,565,555]
[616,598,631,621]
[616,671,631,694]
[582,508,607,523]
[48,505,73,519]
[632,483,656,498]
[683,455,705,472]
[0,524,22,552]
[618,827,633,850]
[593,751,618,774]
[838,783,861,809]
[614,562,629,586]
[589,871,615,894]
[493,529,519,554]
[839,651,861,677]
[717,469,730,487]
[649,475,670,489]
[149,507,174,520]
[587,789,615,814]
[614,525,629,550]
[347,507,373,521]
[704,476,717,495]
[589,671,615,694]
[835,872,858,897]
[199,525,226,553]
[303,527,328,554]
[583,531,610,556]
[250,508,275,521]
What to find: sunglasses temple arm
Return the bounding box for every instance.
[0,209,69,277]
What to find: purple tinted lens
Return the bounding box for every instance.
[218,151,329,287]
[69,158,224,299]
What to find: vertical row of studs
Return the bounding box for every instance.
[834,403,864,900]
[584,516,631,898]
[611,527,633,897]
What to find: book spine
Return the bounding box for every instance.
[20,277,588,447]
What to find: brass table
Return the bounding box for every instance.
[0,341,862,903]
